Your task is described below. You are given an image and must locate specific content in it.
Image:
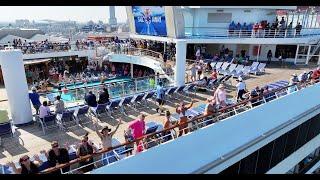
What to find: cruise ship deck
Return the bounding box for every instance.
[0,63,313,165]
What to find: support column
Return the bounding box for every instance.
[174,40,187,86]
[130,63,133,78]
[306,45,311,65]
[294,44,299,65]
[256,44,261,62]
[0,49,32,125]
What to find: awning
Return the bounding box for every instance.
[23,58,51,65]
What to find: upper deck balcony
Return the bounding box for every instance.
[0,42,96,60]
[183,27,320,44]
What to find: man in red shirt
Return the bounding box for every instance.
[311,67,320,81]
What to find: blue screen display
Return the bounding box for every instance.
[132,6,167,36]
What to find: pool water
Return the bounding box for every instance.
[46,76,156,103]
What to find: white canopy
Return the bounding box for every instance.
[30,34,69,43]
[0,35,33,44]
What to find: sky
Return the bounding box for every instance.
[0,6,128,23]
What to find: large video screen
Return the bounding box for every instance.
[132,6,167,36]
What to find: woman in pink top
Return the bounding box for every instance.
[127,113,146,152]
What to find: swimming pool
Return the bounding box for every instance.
[46,76,156,103]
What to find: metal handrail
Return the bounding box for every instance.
[39,79,319,174]
[103,44,164,62]
[184,27,320,39]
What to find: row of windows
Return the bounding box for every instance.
[219,114,320,174]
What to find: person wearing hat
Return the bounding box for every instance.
[95,118,122,151]
[235,77,247,101]
[291,74,299,84]
[28,87,41,115]
[95,118,122,165]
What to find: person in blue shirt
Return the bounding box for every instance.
[29,87,41,115]
[156,82,165,114]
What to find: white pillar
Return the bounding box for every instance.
[294,44,299,65]
[306,45,311,65]
[0,49,33,125]
[174,40,187,86]
[257,44,261,62]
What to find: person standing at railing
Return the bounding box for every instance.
[76,134,96,173]
[176,100,194,137]
[229,21,236,36]
[295,22,302,36]
[214,84,227,108]
[253,23,259,38]
[7,154,43,174]
[94,118,122,165]
[128,113,146,152]
[196,48,201,61]
[41,141,70,174]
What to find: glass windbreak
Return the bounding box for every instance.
[41,75,172,106]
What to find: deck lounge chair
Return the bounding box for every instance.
[39,114,58,135]
[231,65,245,78]
[223,63,238,76]
[249,61,260,75]
[56,110,76,131]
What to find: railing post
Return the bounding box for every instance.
[135,79,138,93]
[122,83,125,97]
[284,29,287,38]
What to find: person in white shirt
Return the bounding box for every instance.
[235,77,247,101]
[214,84,227,108]
[39,101,51,120]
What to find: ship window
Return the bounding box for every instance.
[207,13,232,23]
[275,45,297,59]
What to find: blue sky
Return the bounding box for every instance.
[0,6,127,23]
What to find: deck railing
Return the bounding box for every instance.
[39,78,320,174]
[185,27,320,39]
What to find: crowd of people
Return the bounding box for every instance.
[228,17,303,38]
[15,60,320,174]
[0,38,96,54]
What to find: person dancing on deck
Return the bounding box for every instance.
[176,99,194,137]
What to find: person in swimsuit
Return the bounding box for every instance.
[176,99,194,137]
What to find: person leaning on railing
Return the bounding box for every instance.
[94,118,122,165]
[40,141,70,174]
[76,134,96,173]
[176,99,194,137]
[7,154,43,174]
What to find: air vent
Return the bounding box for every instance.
[244,10,251,13]
[217,9,224,12]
